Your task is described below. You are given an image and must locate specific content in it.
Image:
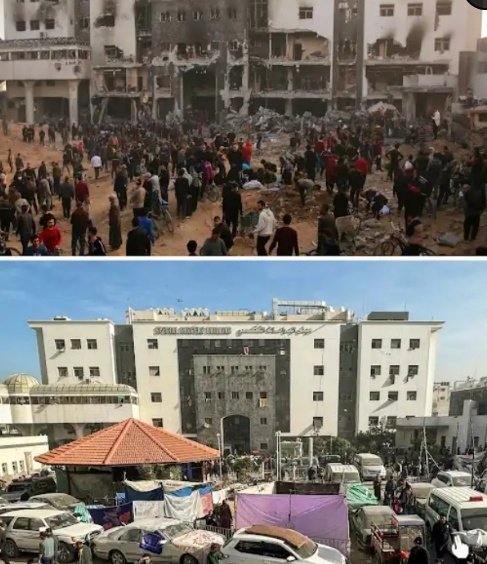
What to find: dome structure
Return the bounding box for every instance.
[3,374,39,393]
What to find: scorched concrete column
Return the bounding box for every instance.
[68,80,80,126]
[24,81,35,124]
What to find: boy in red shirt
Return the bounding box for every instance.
[39,218,62,255]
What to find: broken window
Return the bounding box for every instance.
[193,10,203,20]
[210,8,221,20]
[177,11,186,22]
[30,20,40,30]
[299,7,313,19]
[95,14,115,27]
[104,45,122,60]
[379,4,394,16]
[79,17,90,30]
[45,19,55,30]
[16,21,26,32]
[434,37,450,52]
[407,3,423,16]
[250,0,268,28]
[160,11,171,22]
[436,1,452,15]
[228,7,238,19]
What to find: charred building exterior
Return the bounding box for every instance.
[0,0,482,122]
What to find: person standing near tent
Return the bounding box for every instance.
[219,501,232,530]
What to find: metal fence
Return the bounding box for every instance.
[195,522,234,539]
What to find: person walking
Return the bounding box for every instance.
[59,176,75,219]
[222,182,243,238]
[269,214,299,256]
[175,169,190,219]
[39,530,56,564]
[75,539,93,564]
[407,537,429,564]
[254,200,275,256]
[108,194,122,251]
[91,153,102,180]
[463,184,485,242]
[16,204,36,255]
[200,228,228,256]
[88,227,107,256]
[432,514,452,561]
[126,217,151,256]
[70,201,91,256]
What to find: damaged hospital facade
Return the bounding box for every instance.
[0,0,482,123]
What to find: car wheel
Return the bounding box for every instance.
[110,550,127,564]
[180,554,198,564]
[4,539,18,558]
[57,542,75,564]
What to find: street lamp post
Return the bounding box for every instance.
[216,432,223,481]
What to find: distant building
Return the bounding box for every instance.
[432,381,451,416]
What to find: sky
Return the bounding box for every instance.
[0,260,486,384]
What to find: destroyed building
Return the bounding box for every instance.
[0,0,483,123]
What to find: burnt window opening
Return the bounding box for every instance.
[210,8,221,20]
[45,19,55,30]
[434,37,450,52]
[193,10,203,21]
[95,14,115,27]
[16,21,27,32]
[30,20,40,31]
[160,12,171,22]
[228,7,238,19]
[177,11,186,22]
[250,0,268,29]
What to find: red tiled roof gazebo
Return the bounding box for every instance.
[35,418,220,467]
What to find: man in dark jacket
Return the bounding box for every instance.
[269,214,299,256]
[16,204,36,255]
[70,201,91,256]
[222,183,243,237]
[126,216,151,256]
[407,537,429,564]
[432,514,452,560]
[114,167,128,210]
[0,519,10,564]
[59,176,75,219]
[463,184,485,242]
[175,169,190,219]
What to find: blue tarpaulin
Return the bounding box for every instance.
[87,502,133,529]
[140,533,164,555]
[125,485,164,502]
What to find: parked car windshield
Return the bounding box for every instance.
[46,512,79,530]
[362,459,381,467]
[40,495,79,510]
[461,508,487,531]
[161,523,193,540]
[364,512,392,528]
[452,476,472,487]
[291,539,317,559]
[333,472,359,482]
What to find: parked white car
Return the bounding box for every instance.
[92,518,225,564]
[431,471,473,488]
[221,525,346,564]
[1,508,103,562]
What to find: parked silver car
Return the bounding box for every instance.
[93,518,225,564]
[1,508,102,562]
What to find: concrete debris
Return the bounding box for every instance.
[438,232,461,247]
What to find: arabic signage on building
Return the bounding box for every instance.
[152,325,317,337]
[236,326,316,337]
[153,327,232,336]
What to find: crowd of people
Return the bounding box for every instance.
[0,112,486,257]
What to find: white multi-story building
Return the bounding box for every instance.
[24,300,443,453]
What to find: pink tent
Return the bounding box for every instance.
[235,493,349,556]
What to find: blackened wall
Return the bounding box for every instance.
[114,325,137,389]
[177,339,290,435]
[338,324,358,439]
[450,388,487,416]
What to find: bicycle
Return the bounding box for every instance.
[0,231,21,256]
[373,223,437,256]
[150,202,174,239]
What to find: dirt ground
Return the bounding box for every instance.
[1,124,485,257]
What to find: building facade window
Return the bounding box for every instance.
[370,365,381,377]
[177,11,186,21]
[160,11,171,22]
[149,366,160,377]
[260,442,268,450]
[30,20,40,30]
[74,367,84,378]
[379,4,394,16]
[313,416,323,429]
[246,392,253,400]
[71,339,81,350]
[89,367,100,377]
[147,339,158,349]
[232,391,239,399]
[58,367,68,378]
[407,3,423,16]
[55,339,65,350]
[407,391,417,400]
[151,392,162,403]
[299,7,313,19]
[409,339,420,349]
[314,339,325,349]
[313,392,324,401]
[436,1,452,15]
[408,365,419,376]
[369,416,379,427]
[386,416,397,428]
[204,392,212,402]
[228,7,238,19]
[371,339,382,349]
[218,392,225,399]
[260,417,268,425]
[388,391,399,401]
[391,339,401,349]
[45,19,55,29]
[389,365,400,377]
[152,418,163,427]
[434,38,450,51]
[370,391,380,401]
[204,417,213,426]
[87,339,98,350]
[16,21,26,32]
[313,365,324,376]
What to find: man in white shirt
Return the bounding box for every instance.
[254,199,276,256]
[90,154,102,180]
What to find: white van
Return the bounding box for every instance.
[425,487,487,548]
[324,464,361,485]
[354,453,386,481]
